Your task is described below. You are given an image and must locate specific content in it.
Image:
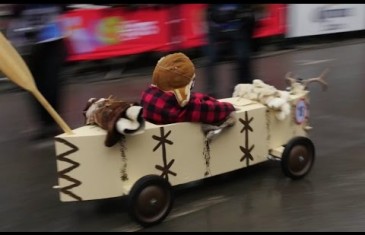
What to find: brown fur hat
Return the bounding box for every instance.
[152,52,196,107]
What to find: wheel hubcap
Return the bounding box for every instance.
[289,145,312,176]
[135,185,170,222]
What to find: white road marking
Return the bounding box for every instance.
[166,195,230,221]
[295,59,335,66]
[111,224,142,232]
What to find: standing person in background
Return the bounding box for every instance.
[204,4,259,98]
[8,4,68,140]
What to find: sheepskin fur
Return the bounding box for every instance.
[233,79,291,121]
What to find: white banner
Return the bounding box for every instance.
[287,4,365,38]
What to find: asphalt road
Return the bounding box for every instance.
[1,39,365,231]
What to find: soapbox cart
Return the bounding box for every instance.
[0,32,325,227]
[54,88,319,227]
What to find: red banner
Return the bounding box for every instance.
[253,4,286,38]
[61,4,286,61]
[179,4,207,50]
[61,7,170,61]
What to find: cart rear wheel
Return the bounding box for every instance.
[128,175,173,227]
[281,136,315,180]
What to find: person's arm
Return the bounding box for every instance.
[191,92,218,102]
[183,93,235,124]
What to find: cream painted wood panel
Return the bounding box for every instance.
[54,95,309,202]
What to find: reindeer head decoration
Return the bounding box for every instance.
[285,68,329,95]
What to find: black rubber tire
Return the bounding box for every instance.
[281,136,315,180]
[128,175,173,227]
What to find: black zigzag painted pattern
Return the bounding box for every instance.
[55,137,82,201]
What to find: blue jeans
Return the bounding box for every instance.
[204,25,253,97]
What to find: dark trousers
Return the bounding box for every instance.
[28,38,67,128]
[204,25,254,97]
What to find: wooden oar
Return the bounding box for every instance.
[0,32,73,134]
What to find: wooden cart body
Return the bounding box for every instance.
[54,93,309,202]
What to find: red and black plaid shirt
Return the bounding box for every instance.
[140,85,235,125]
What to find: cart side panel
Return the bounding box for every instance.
[268,93,309,150]
[124,122,208,188]
[209,103,269,175]
[124,99,269,187]
[55,127,125,202]
[54,97,269,201]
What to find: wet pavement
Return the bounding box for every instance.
[1,39,365,231]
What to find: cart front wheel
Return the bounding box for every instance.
[281,136,315,180]
[128,175,173,227]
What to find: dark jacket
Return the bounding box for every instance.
[206,4,256,32]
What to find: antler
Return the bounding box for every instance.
[285,72,299,87]
[302,68,329,91]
